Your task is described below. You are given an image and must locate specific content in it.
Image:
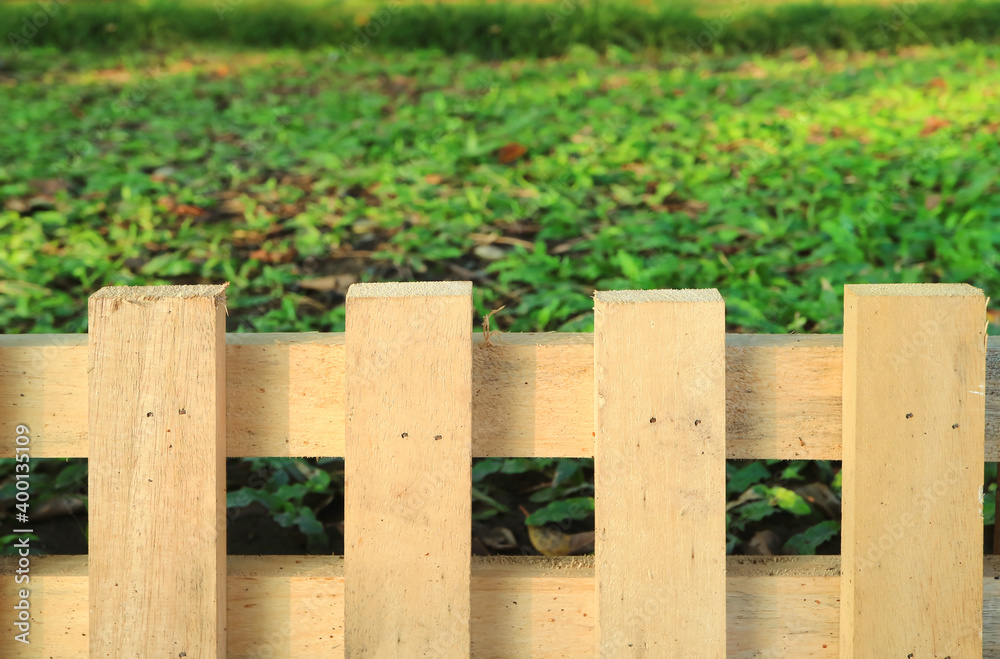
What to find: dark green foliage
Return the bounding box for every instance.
[226,457,342,553]
[2,1,1000,58]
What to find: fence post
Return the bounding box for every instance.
[345,281,472,656]
[840,283,985,656]
[88,284,227,657]
[594,289,726,657]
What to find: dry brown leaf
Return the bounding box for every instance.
[927,77,948,92]
[795,482,842,519]
[746,530,783,556]
[249,246,298,264]
[551,237,585,255]
[424,174,444,184]
[31,494,86,521]
[567,530,595,555]
[174,204,208,218]
[480,527,517,551]
[299,274,358,292]
[527,525,570,556]
[920,116,950,137]
[474,244,506,261]
[726,487,762,512]
[482,305,506,345]
[497,142,528,164]
[527,525,594,556]
[924,194,942,211]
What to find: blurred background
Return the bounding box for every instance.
[1,0,999,558]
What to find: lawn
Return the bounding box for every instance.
[2,38,1000,555]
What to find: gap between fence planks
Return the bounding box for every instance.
[6,333,1000,460]
[11,554,1000,658]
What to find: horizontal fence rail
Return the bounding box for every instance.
[6,332,1000,461]
[0,281,993,657]
[9,555,1000,657]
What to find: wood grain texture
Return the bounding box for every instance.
[88,285,227,657]
[31,555,1000,658]
[472,333,593,457]
[226,333,345,457]
[840,283,985,657]
[8,333,1000,460]
[595,289,726,657]
[344,282,472,657]
[726,334,842,459]
[0,334,88,458]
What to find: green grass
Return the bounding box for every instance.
[2,44,1000,335]
[2,0,1000,57]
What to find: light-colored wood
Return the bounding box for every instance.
[344,281,473,656]
[28,554,1000,658]
[226,333,345,457]
[472,333,594,457]
[595,289,726,656]
[0,334,88,458]
[470,556,596,658]
[987,555,1000,658]
[88,284,227,658]
[19,555,1000,657]
[8,333,1000,460]
[727,556,840,658]
[840,283,985,657]
[726,334,842,459]
[227,556,345,658]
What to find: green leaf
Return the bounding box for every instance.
[726,533,740,554]
[616,250,644,281]
[472,508,501,521]
[552,459,581,488]
[783,520,841,555]
[530,488,558,503]
[472,486,511,514]
[525,497,594,525]
[472,458,503,482]
[767,486,812,516]
[737,499,778,522]
[226,487,281,510]
[500,458,554,474]
[727,461,770,494]
[53,461,88,489]
[779,461,807,481]
[293,507,324,536]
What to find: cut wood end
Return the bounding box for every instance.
[594,288,723,304]
[90,283,229,305]
[846,283,983,298]
[347,281,472,298]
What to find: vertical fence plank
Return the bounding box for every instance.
[88,285,227,657]
[595,289,726,657]
[345,282,472,657]
[841,283,985,656]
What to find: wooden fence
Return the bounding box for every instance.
[0,281,997,657]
